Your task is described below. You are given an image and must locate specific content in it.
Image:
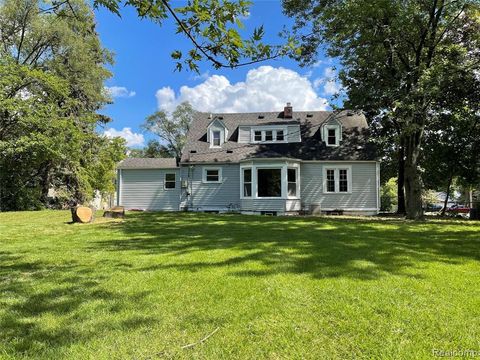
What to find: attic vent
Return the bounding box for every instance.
[346,111,355,116]
[190,150,197,153]
[306,114,313,118]
[226,150,233,153]
[258,115,265,119]
[217,116,224,120]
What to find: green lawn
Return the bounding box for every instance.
[0,211,479,359]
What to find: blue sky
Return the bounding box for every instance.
[96,1,342,147]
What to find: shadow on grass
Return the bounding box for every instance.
[0,251,155,356]
[92,212,480,280]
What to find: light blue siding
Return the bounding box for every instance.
[120,169,180,210]
[301,162,378,210]
[180,164,240,210]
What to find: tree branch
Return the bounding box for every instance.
[160,0,286,69]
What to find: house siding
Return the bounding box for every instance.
[180,164,240,210]
[287,125,301,142]
[119,169,180,210]
[301,162,378,211]
[238,126,251,143]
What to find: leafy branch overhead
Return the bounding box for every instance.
[88,0,299,71]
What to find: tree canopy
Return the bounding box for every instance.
[284,0,480,219]
[142,102,197,160]
[0,0,126,211]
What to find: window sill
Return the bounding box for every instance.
[323,191,352,194]
[202,181,222,184]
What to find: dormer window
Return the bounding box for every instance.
[327,129,337,145]
[265,130,273,141]
[251,127,288,143]
[207,117,228,148]
[324,125,341,147]
[212,131,221,147]
[276,130,284,141]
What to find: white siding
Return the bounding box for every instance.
[120,169,180,210]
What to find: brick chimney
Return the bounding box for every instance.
[284,102,293,118]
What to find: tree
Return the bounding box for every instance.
[142,102,196,160]
[284,0,480,219]
[0,0,126,210]
[128,139,174,158]
[41,0,299,72]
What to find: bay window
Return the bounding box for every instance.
[257,168,282,197]
[287,168,297,197]
[243,168,252,197]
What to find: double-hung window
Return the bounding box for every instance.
[212,131,221,147]
[276,130,285,141]
[164,173,176,189]
[203,168,222,183]
[243,168,252,197]
[325,125,340,146]
[324,167,351,193]
[265,130,273,141]
[326,169,336,193]
[327,129,337,146]
[254,130,262,142]
[287,168,297,197]
[339,169,348,192]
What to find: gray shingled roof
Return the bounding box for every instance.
[180,110,376,163]
[117,157,178,169]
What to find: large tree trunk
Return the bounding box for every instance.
[397,141,406,214]
[404,131,424,220]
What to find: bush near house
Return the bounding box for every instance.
[0,211,479,359]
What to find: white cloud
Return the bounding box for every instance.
[104,127,144,147]
[105,86,136,98]
[155,65,328,113]
[313,67,344,96]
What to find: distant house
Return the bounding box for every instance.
[116,104,380,215]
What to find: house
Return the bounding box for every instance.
[116,104,380,215]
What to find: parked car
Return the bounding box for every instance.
[448,204,471,214]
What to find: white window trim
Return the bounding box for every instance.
[164,173,177,190]
[241,167,253,198]
[256,167,283,199]
[240,162,301,200]
[287,167,300,199]
[202,167,223,183]
[324,125,341,147]
[209,129,222,148]
[250,126,288,144]
[322,165,352,194]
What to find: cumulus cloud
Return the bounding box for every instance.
[314,67,344,96]
[104,127,144,147]
[105,86,136,98]
[155,66,328,113]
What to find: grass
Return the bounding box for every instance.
[0,211,479,359]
